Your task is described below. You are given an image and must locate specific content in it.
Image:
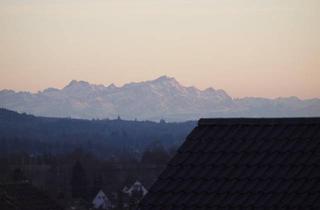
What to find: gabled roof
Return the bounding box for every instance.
[140,118,320,210]
[92,190,110,209]
[127,181,148,197]
[123,181,148,197]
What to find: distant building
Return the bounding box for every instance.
[159,119,166,124]
[140,118,320,209]
[126,181,148,197]
[122,186,129,194]
[92,190,111,209]
[121,181,148,209]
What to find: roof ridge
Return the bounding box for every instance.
[198,118,320,126]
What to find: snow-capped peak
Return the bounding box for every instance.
[154,75,175,82]
[108,83,117,89]
[148,75,184,91]
[64,80,91,89]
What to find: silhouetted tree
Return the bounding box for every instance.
[71,160,88,199]
[141,141,170,165]
[12,168,27,182]
[92,172,103,197]
[0,157,9,181]
[116,190,124,210]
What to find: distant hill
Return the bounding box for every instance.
[1,76,319,121]
[0,108,196,157]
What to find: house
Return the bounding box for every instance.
[126,181,148,197]
[92,190,111,209]
[121,181,148,209]
[122,186,129,194]
[140,118,320,209]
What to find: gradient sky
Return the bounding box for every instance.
[0,0,319,99]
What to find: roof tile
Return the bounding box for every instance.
[140,118,320,209]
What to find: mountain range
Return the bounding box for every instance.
[0,76,319,121]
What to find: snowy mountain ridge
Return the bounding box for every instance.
[0,76,319,121]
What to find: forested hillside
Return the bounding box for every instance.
[0,108,196,208]
[0,108,196,158]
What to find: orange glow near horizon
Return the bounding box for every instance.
[0,0,319,99]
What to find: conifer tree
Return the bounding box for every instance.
[71,160,87,199]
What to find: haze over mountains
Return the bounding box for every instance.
[0,76,319,121]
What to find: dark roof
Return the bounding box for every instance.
[140,118,320,210]
[0,182,63,210]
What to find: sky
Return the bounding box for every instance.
[0,0,319,99]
